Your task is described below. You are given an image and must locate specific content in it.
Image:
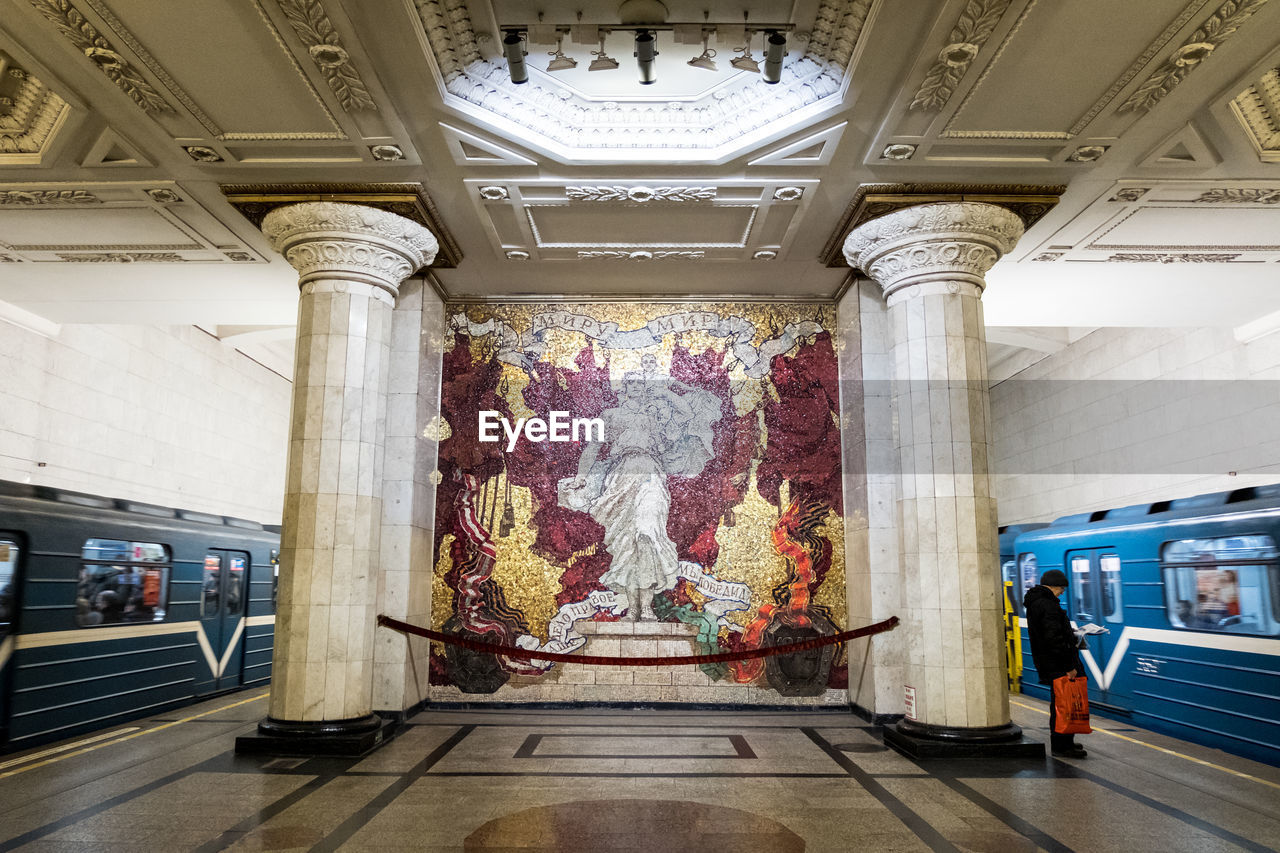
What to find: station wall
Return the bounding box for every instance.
[991,325,1280,524]
[0,319,291,523]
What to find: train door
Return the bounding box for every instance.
[1064,548,1130,709]
[0,532,22,744]
[196,549,248,693]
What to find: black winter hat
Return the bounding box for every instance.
[1040,569,1069,587]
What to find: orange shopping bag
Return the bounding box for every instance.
[1053,674,1092,734]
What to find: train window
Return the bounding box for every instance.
[227,554,245,613]
[1070,555,1094,622]
[1017,553,1038,598]
[1,539,18,640]
[1101,555,1123,623]
[77,539,169,626]
[270,549,279,608]
[1161,536,1280,635]
[202,554,222,617]
[1001,560,1023,615]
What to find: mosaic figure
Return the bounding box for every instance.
[558,355,721,619]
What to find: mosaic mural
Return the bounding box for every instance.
[428,303,849,698]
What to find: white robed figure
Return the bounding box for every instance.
[558,356,721,620]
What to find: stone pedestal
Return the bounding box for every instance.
[236,202,437,757]
[844,202,1043,758]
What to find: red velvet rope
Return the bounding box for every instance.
[377,614,899,667]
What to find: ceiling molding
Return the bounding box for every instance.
[412,0,874,158]
[439,123,537,166]
[1230,63,1280,162]
[747,122,848,166]
[0,50,72,163]
[220,182,463,268]
[820,183,1065,267]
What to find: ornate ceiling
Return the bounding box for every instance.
[1,0,1279,375]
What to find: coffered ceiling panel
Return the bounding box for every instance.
[96,0,346,140]
[873,0,1277,165]
[1019,181,1280,264]
[21,0,413,165]
[465,180,816,262]
[939,0,1199,139]
[0,182,264,263]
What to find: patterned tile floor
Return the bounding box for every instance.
[1,695,1278,852]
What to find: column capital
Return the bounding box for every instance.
[843,202,1024,300]
[262,201,438,298]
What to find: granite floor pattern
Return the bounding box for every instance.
[0,696,1278,852]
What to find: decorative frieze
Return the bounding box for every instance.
[1231,66,1280,160]
[566,186,717,204]
[1108,252,1242,262]
[276,0,377,112]
[0,53,71,158]
[1192,188,1280,204]
[909,0,1014,111]
[1118,0,1272,114]
[57,252,190,262]
[576,250,705,260]
[0,189,100,205]
[27,0,171,114]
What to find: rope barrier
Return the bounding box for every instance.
[377,614,899,667]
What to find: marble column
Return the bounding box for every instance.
[844,202,1036,756]
[238,202,437,755]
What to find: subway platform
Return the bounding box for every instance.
[0,694,1277,853]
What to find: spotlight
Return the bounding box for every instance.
[762,30,786,83]
[503,31,528,84]
[546,30,577,72]
[687,30,717,71]
[589,29,618,71]
[634,29,657,85]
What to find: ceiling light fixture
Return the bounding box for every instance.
[503,30,528,84]
[589,29,619,71]
[762,30,786,83]
[546,30,577,72]
[730,32,760,73]
[687,30,717,71]
[634,29,658,85]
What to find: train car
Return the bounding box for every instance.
[998,523,1049,607]
[0,479,278,751]
[1008,485,1280,766]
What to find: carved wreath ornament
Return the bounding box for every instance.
[28,0,171,114]
[1118,0,1271,113]
[275,0,376,112]
[909,0,1013,111]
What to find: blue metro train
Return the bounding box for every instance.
[0,480,278,751]
[1000,485,1280,766]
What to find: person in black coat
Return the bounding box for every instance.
[1023,569,1087,758]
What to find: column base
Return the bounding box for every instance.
[234,713,396,757]
[882,719,1044,759]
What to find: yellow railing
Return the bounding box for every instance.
[1003,580,1022,694]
